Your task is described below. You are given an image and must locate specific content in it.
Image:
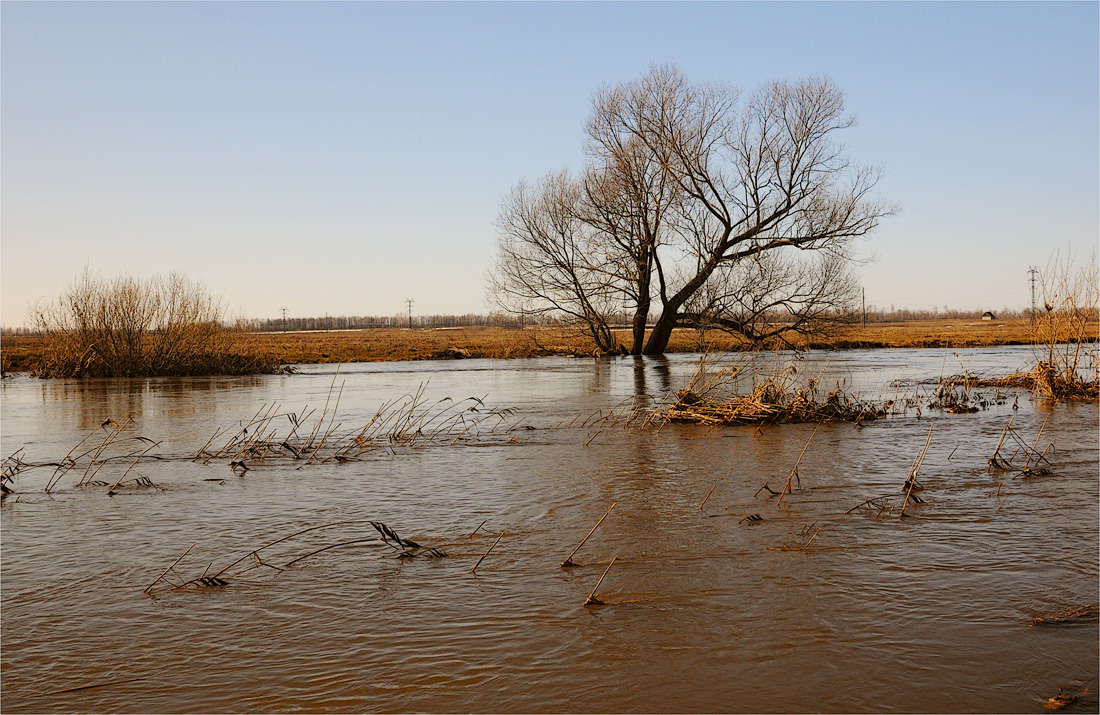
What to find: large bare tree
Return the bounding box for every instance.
[489,65,891,355]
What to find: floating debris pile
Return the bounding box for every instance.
[663,376,886,426]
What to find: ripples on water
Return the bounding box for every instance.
[2,347,1097,713]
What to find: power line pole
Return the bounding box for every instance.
[1028,266,1038,324]
[405,299,414,329]
[862,287,866,328]
[281,307,288,333]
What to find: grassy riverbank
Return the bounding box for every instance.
[2,318,1066,373]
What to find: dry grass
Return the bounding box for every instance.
[6,318,1075,372]
[812,318,1046,349]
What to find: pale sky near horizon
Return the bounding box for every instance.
[2,1,1097,327]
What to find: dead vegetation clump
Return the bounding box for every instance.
[965,366,1098,401]
[662,363,885,426]
[926,376,981,413]
[1030,604,1099,627]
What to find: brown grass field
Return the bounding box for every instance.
[4,318,1083,373]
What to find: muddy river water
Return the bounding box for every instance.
[1,346,1097,713]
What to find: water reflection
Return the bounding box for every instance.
[630,355,672,405]
[35,375,272,430]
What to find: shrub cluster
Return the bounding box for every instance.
[31,269,281,378]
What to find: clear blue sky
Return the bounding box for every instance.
[3,1,1097,326]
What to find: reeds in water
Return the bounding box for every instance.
[987,416,1055,476]
[196,380,517,467]
[144,519,457,595]
[560,502,616,567]
[44,416,164,493]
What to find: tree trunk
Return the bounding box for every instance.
[631,294,650,355]
[642,309,678,355]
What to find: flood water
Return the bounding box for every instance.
[2,346,1097,713]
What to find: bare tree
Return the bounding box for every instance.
[489,65,892,355]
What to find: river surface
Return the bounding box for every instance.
[1,346,1097,713]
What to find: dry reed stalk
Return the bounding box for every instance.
[79,417,132,482]
[698,484,717,511]
[801,527,823,551]
[899,424,934,516]
[303,374,344,465]
[776,421,822,506]
[145,543,196,593]
[988,417,1015,472]
[283,538,380,568]
[561,502,617,567]
[195,426,225,460]
[585,556,618,605]
[212,521,358,579]
[369,521,422,549]
[2,448,28,494]
[202,403,270,461]
[49,427,101,487]
[469,520,488,537]
[107,440,162,494]
[471,530,505,573]
[1023,414,1051,471]
[766,526,824,552]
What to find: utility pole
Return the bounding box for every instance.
[862,288,866,328]
[405,299,414,329]
[281,307,288,333]
[1028,266,1039,324]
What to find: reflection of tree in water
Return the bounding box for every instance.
[586,356,613,396]
[632,355,671,403]
[44,376,268,430]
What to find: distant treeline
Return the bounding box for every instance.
[240,313,554,332]
[862,306,1031,322]
[232,307,1040,333]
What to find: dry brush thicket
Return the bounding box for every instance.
[30,269,282,378]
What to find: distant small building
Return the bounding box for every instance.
[981,311,996,321]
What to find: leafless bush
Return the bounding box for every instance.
[1028,251,1099,399]
[30,268,280,377]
